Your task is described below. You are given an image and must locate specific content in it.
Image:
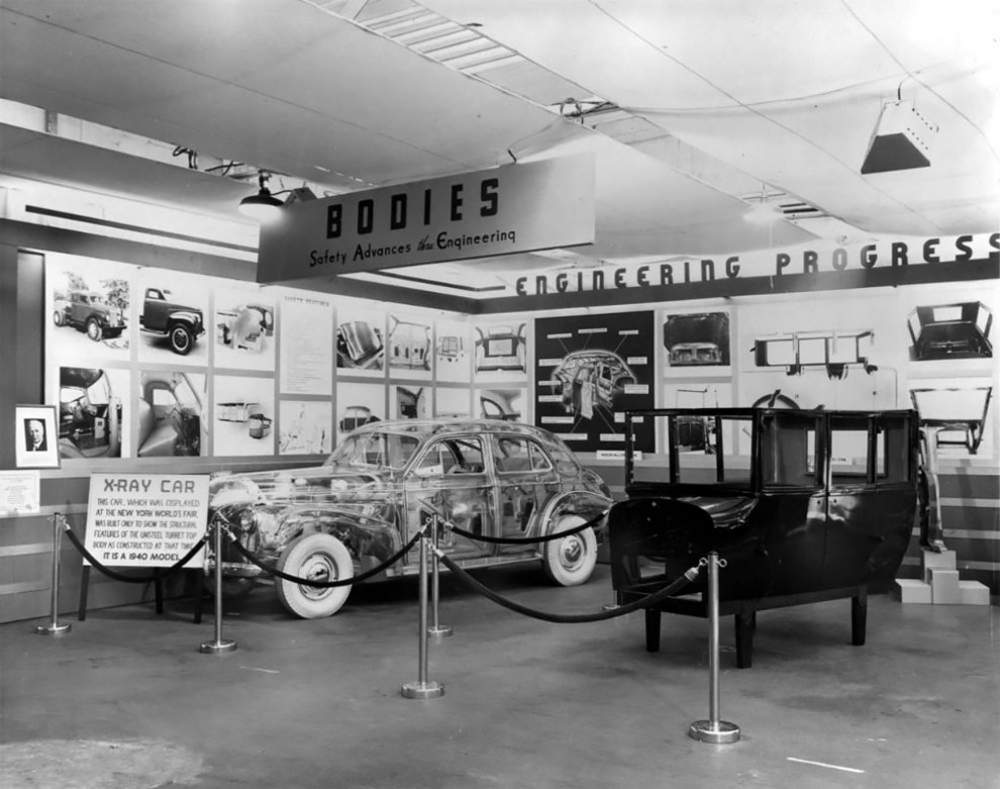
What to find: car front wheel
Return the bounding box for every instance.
[542,514,597,586]
[53,311,64,326]
[169,323,194,355]
[86,318,103,341]
[275,532,354,618]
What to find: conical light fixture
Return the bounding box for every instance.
[239,172,283,221]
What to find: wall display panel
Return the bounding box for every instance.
[662,382,734,455]
[908,376,995,459]
[278,291,334,395]
[212,375,275,456]
[56,366,131,460]
[472,319,529,383]
[434,318,472,383]
[661,307,732,376]
[337,304,386,376]
[336,381,385,440]
[279,401,332,456]
[390,384,431,420]
[135,269,210,364]
[46,253,131,364]
[535,311,655,453]
[434,387,472,418]
[899,281,998,375]
[213,287,277,372]
[387,311,432,379]
[135,370,207,458]
[476,387,525,422]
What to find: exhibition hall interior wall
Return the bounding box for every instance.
[0,224,997,622]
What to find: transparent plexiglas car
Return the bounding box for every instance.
[208,419,612,618]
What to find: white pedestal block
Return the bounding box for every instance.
[921,550,956,583]
[895,578,932,604]
[928,568,961,604]
[958,580,991,606]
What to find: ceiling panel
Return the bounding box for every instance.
[0,0,996,287]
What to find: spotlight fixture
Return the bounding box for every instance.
[238,172,283,221]
[861,98,937,175]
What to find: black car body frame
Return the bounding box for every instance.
[609,406,919,667]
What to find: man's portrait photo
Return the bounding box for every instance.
[15,405,59,468]
[24,418,48,452]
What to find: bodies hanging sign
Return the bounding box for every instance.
[84,474,208,568]
[256,156,595,282]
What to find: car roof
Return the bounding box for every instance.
[347,418,552,441]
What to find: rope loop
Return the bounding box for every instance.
[61,520,206,584]
[435,549,702,624]
[444,509,606,546]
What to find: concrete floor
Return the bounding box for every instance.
[1,565,997,789]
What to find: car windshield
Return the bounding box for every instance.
[327,430,421,470]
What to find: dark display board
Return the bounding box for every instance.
[535,311,655,453]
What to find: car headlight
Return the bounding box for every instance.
[210,477,261,509]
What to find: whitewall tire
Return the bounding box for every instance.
[275,533,354,618]
[542,514,597,586]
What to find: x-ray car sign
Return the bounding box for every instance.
[256,156,595,281]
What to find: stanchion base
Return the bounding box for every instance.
[688,720,741,744]
[428,625,453,639]
[36,623,71,636]
[199,640,237,654]
[401,680,445,699]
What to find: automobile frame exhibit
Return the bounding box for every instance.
[608,406,920,667]
[207,418,612,618]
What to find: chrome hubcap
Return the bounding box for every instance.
[299,552,336,600]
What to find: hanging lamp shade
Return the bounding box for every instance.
[239,173,283,221]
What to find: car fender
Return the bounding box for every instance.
[272,505,400,565]
[537,490,611,538]
[167,309,202,327]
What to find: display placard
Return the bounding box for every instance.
[0,470,41,515]
[84,473,208,567]
[257,156,595,281]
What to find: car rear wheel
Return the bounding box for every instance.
[543,514,597,586]
[53,310,64,326]
[275,533,354,618]
[86,318,103,341]
[169,323,194,355]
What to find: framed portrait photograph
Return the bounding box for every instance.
[15,404,60,469]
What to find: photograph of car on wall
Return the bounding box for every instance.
[137,271,208,362]
[473,321,527,382]
[214,290,276,371]
[46,255,131,363]
[662,310,731,371]
[58,366,128,459]
[387,314,431,375]
[136,371,205,457]
[337,305,385,375]
[908,301,993,361]
[535,311,654,453]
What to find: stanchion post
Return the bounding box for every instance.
[428,514,453,639]
[689,552,740,744]
[200,522,237,654]
[401,534,444,699]
[36,513,71,636]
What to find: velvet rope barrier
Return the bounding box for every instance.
[445,508,607,545]
[220,525,422,587]
[436,549,702,624]
[62,522,206,584]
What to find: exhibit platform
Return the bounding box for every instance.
[1,565,997,788]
